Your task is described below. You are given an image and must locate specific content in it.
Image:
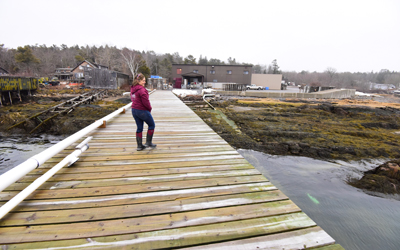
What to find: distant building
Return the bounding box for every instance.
[84,68,130,89]
[70,60,108,82]
[372,83,396,90]
[54,67,73,81]
[54,60,109,82]
[251,74,283,90]
[171,64,252,89]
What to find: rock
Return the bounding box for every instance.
[348,160,400,195]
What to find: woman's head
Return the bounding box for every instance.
[133,73,146,86]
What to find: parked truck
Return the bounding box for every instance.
[246,84,264,90]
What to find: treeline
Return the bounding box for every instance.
[283,69,400,92]
[0,44,183,79]
[0,44,249,80]
[0,43,399,91]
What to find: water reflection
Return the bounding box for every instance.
[0,135,65,174]
[238,149,400,250]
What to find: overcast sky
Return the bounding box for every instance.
[2,0,399,73]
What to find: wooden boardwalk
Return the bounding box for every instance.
[0,90,343,249]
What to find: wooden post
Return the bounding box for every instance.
[18,86,22,102]
[99,120,106,128]
[8,91,12,105]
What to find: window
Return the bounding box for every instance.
[210,70,215,74]
[227,70,232,74]
[177,68,182,74]
[193,70,198,73]
[79,66,83,70]
[244,70,249,74]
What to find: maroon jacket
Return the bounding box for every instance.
[130,85,152,112]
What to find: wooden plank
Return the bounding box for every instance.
[179,226,335,250]
[31,162,253,174]
[19,163,254,181]
[64,141,230,150]
[39,158,250,170]
[8,169,262,190]
[2,212,316,249]
[0,200,301,244]
[56,145,234,156]
[45,150,240,163]
[1,190,288,226]
[41,155,245,167]
[0,175,268,201]
[2,182,276,212]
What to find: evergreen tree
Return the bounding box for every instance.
[184,55,196,64]
[198,55,208,65]
[270,59,281,74]
[14,45,40,74]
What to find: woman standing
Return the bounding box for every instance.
[131,73,156,151]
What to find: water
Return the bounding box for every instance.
[0,135,65,174]
[238,149,400,250]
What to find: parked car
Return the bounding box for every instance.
[246,84,264,90]
[48,77,60,86]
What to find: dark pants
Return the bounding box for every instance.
[131,108,155,133]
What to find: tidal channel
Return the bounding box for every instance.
[0,135,64,174]
[238,149,400,250]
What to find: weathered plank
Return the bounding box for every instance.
[39,158,250,169]
[0,200,301,243]
[45,150,240,163]
[2,212,316,249]
[55,144,234,156]
[18,163,255,182]
[179,226,335,250]
[1,190,288,226]
[0,175,268,201]
[8,169,262,190]
[40,154,246,168]
[1,182,276,212]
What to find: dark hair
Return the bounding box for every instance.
[133,73,145,86]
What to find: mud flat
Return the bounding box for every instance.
[183,94,400,195]
[0,88,129,136]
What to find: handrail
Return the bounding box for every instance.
[0,102,131,193]
[0,137,93,220]
[0,89,156,193]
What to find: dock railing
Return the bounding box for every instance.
[0,136,93,219]
[0,90,156,193]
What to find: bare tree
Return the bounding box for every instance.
[120,48,143,76]
[324,67,337,85]
[141,51,160,75]
[0,44,16,73]
[384,73,400,88]
[97,45,113,69]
